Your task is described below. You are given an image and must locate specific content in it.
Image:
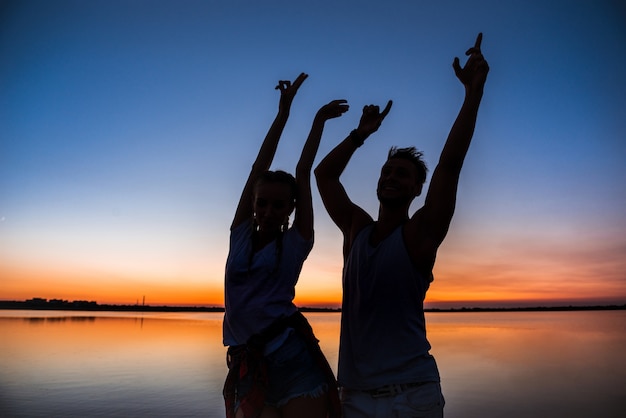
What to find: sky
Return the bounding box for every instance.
[1,0,625,308]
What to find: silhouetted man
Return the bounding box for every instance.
[314,34,489,417]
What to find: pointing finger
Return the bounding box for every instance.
[381,100,393,118]
[465,33,483,56]
[474,32,483,50]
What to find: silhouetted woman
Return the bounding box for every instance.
[223,73,347,418]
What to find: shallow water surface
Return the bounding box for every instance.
[1,310,624,417]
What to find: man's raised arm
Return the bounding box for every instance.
[417,33,489,245]
[315,101,392,253]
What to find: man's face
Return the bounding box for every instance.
[376,158,422,207]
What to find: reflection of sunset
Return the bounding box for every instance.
[3,311,624,417]
[3,313,227,384]
[8,314,218,350]
[427,311,626,387]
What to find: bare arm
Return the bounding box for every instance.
[315,101,392,255]
[294,100,349,240]
[413,33,489,245]
[231,73,308,230]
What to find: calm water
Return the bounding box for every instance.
[1,309,625,417]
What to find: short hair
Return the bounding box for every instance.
[254,170,298,202]
[387,146,428,185]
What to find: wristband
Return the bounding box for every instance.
[349,129,365,147]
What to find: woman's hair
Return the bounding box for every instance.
[249,170,298,274]
[254,169,298,204]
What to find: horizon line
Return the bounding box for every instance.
[1,298,625,313]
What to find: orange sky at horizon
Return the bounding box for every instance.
[3,248,625,309]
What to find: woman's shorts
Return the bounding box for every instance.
[237,330,328,408]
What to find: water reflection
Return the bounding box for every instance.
[24,316,97,323]
[428,311,626,418]
[1,310,624,417]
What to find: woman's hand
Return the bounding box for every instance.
[316,99,350,122]
[276,72,308,112]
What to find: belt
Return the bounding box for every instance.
[365,382,428,398]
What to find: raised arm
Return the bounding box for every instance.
[231,73,308,230]
[415,33,489,245]
[294,100,349,240]
[315,101,392,254]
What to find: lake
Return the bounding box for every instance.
[1,309,624,417]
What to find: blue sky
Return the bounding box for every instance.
[1,0,625,307]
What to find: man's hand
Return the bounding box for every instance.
[355,100,393,140]
[453,33,489,92]
[316,99,350,122]
[276,72,308,112]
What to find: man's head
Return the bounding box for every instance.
[376,147,428,208]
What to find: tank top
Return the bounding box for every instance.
[223,221,313,346]
[338,223,440,389]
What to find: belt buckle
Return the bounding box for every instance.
[370,384,399,398]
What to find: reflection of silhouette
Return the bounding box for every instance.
[24,317,46,324]
[315,34,489,416]
[47,317,66,323]
[134,315,144,329]
[23,316,96,324]
[223,73,345,417]
[70,316,96,322]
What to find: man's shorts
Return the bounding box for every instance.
[340,381,444,418]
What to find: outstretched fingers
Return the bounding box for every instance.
[319,99,349,119]
[329,99,349,113]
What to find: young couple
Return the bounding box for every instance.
[223,34,489,418]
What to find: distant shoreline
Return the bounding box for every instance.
[1,299,624,313]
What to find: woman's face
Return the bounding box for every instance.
[253,182,295,232]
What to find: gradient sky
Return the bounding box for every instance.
[2,0,625,308]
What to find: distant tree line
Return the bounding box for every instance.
[0,298,623,313]
[0,298,224,312]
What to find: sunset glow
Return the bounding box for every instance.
[1,1,625,309]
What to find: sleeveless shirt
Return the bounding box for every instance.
[338,223,440,389]
[223,221,313,346]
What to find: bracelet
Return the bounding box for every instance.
[349,129,365,147]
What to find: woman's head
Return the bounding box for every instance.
[252,170,297,232]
